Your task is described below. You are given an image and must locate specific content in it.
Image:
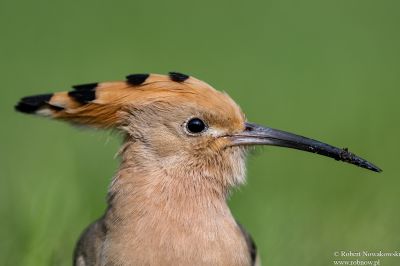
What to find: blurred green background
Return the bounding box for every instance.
[1,0,399,265]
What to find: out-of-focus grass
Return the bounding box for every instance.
[0,0,399,265]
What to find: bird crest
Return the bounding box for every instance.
[15,72,245,131]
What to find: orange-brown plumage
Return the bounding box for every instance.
[16,72,257,266]
[16,72,380,266]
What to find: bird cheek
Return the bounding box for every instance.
[202,138,227,155]
[212,137,231,150]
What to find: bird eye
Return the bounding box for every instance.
[186,118,207,134]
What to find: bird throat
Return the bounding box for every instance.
[100,141,251,265]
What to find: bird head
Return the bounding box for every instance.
[15,72,381,194]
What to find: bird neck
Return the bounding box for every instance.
[107,139,231,224]
[101,140,251,265]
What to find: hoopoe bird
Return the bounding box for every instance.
[15,72,381,266]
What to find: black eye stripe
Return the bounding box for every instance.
[186,118,206,134]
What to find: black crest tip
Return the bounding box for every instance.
[15,93,53,113]
[126,74,149,85]
[68,90,96,104]
[15,102,38,113]
[169,72,189,82]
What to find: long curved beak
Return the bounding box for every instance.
[229,122,381,173]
